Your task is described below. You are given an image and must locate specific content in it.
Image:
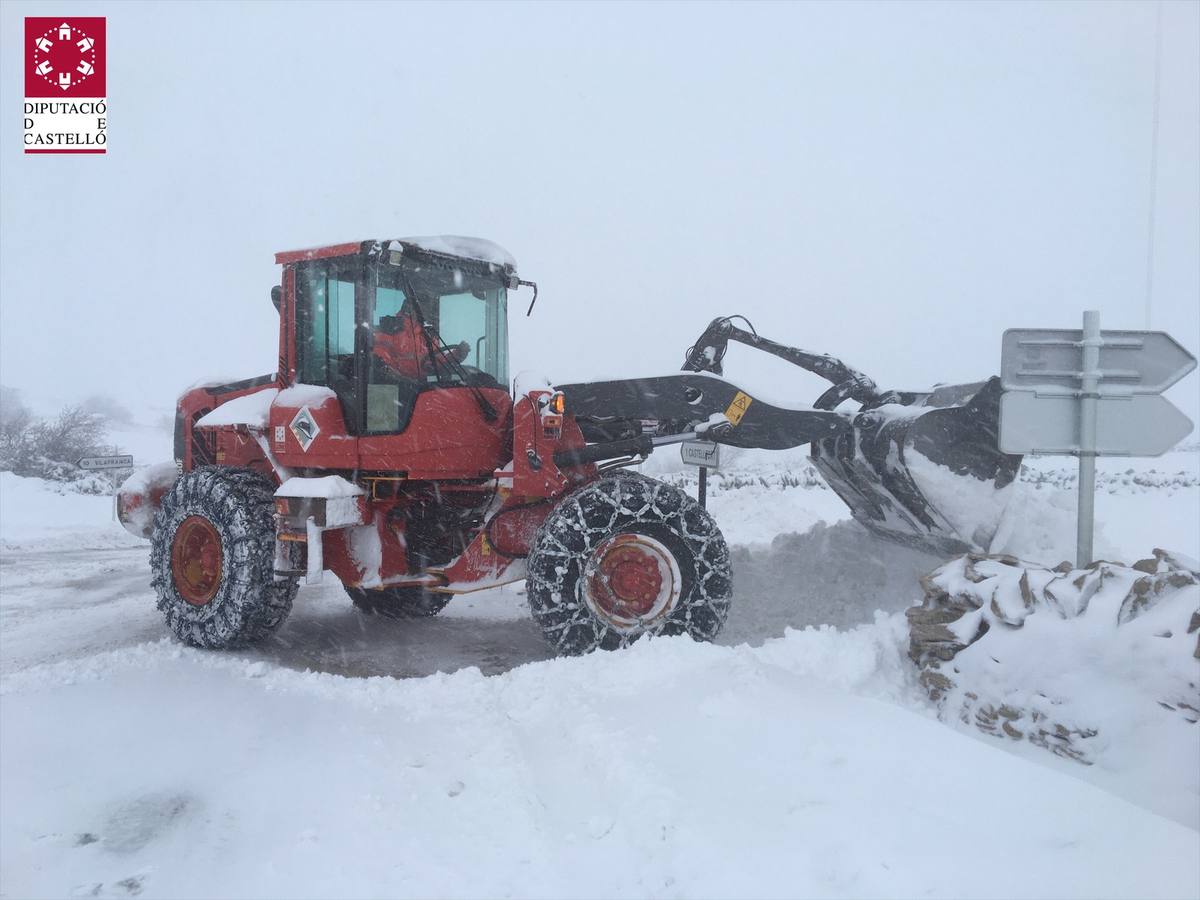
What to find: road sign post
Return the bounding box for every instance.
[1076,310,1100,568]
[681,440,720,509]
[1000,310,1196,567]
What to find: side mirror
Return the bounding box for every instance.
[270,285,282,312]
[519,280,539,317]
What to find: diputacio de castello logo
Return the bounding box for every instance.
[24,17,107,154]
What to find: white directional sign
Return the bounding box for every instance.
[998,392,1194,456]
[1000,322,1196,456]
[77,454,134,470]
[999,310,1197,568]
[681,440,720,469]
[1002,328,1196,396]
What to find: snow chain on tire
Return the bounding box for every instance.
[526,472,732,655]
[150,466,297,649]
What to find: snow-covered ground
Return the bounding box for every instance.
[1,448,1197,899]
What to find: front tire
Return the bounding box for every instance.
[150,467,296,649]
[526,473,732,655]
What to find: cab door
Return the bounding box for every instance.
[270,261,361,469]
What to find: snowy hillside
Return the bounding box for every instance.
[2,446,1197,899]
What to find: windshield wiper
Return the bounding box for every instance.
[405,290,498,423]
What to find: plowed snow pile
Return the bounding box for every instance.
[3,630,1198,900]
[0,471,139,552]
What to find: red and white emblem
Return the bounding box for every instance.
[25,17,105,98]
[23,17,107,154]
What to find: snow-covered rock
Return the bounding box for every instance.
[909,550,1200,824]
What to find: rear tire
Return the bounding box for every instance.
[526,472,732,655]
[150,467,296,649]
[347,585,450,618]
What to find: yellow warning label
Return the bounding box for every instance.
[724,391,753,426]
[480,533,492,557]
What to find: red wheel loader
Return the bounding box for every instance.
[118,236,1020,655]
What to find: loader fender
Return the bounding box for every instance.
[116,461,179,539]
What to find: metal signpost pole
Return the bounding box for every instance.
[698,466,707,509]
[1076,310,1100,567]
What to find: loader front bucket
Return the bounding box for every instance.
[810,377,1022,556]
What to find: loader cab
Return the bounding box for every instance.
[272,238,517,478]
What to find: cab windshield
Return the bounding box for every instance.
[370,257,509,389]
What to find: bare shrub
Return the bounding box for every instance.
[33,406,108,466]
[0,397,117,489]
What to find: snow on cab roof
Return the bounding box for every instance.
[274,235,517,271]
[391,236,517,271]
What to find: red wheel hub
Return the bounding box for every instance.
[171,515,223,606]
[587,535,667,620]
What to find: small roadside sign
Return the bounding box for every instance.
[681,441,720,469]
[77,454,134,470]
[681,440,719,510]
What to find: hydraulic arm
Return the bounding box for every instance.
[681,316,881,410]
[559,315,1022,556]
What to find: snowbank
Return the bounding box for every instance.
[3,630,1197,900]
[0,472,138,552]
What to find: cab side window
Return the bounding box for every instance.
[296,264,359,430]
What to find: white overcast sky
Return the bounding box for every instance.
[1,0,1197,420]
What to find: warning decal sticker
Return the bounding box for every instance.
[724,391,753,426]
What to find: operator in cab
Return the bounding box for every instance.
[373,310,470,380]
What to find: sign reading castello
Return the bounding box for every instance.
[24,18,107,154]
